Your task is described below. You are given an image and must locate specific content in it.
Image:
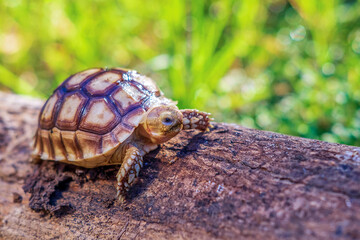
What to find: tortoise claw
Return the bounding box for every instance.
[117,193,125,203]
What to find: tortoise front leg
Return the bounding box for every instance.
[116,144,144,202]
[181,109,213,131]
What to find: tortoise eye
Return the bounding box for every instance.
[161,113,173,126]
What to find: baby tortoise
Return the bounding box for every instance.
[32,68,212,202]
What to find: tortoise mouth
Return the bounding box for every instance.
[169,122,183,132]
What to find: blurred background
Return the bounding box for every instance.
[1,0,360,146]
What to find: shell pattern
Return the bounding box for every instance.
[33,68,170,163]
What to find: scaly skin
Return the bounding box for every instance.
[116,144,145,203]
[180,109,213,131]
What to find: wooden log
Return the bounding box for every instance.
[0,91,359,240]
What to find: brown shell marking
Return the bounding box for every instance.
[34,68,163,162]
[85,72,121,95]
[65,68,102,90]
[79,98,119,134]
[110,82,145,115]
[56,92,87,131]
[39,91,61,130]
[58,130,80,160]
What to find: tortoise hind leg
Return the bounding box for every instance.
[116,145,144,202]
[180,109,213,131]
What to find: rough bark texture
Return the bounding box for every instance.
[0,91,359,240]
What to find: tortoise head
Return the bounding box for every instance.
[141,105,183,144]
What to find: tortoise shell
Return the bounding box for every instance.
[33,68,171,167]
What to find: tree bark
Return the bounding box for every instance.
[0,91,359,240]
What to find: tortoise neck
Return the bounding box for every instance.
[135,123,158,144]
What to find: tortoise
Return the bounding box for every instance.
[32,68,212,202]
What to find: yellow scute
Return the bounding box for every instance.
[65,68,101,89]
[41,93,58,122]
[58,92,85,123]
[86,72,120,95]
[80,99,116,132]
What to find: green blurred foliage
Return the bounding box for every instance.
[1,0,360,146]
